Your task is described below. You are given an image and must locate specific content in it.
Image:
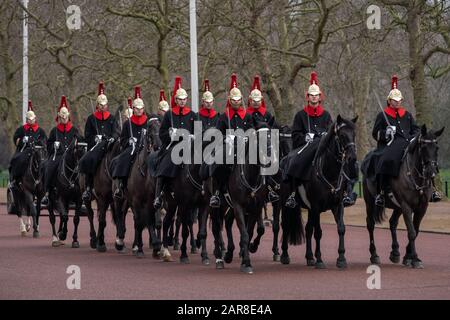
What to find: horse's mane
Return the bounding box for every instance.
[314,117,356,162]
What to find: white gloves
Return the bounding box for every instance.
[22,136,29,143]
[169,128,178,141]
[54,141,61,149]
[108,137,115,144]
[129,137,137,146]
[305,133,315,143]
[386,126,396,141]
[95,135,103,143]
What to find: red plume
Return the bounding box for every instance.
[251,75,261,90]
[160,89,167,102]
[28,100,33,112]
[309,71,319,86]
[171,76,183,108]
[230,73,238,90]
[134,86,142,100]
[391,75,398,90]
[127,97,132,109]
[204,79,210,92]
[58,95,69,112]
[98,81,105,95]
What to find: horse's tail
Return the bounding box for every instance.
[282,205,305,246]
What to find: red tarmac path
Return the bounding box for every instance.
[0,205,449,300]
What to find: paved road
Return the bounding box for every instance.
[0,205,449,300]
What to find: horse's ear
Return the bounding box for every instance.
[435,127,445,137]
[351,115,358,123]
[336,114,343,124]
[421,124,427,136]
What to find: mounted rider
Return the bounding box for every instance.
[199,79,220,130]
[282,71,333,208]
[42,96,83,205]
[153,76,197,209]
[79,81,120,202]
[111,86,149,198]
[370,75,441,206]
[8,100,47,190]
[246,75,280,203]
[208,73,254,208]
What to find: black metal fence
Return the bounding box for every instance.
[1,177,449,198]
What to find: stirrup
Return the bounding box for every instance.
[285,193,297,208]
[209,195,220,208]
[153,196,163,210]
[268,190,280,203]
[431,191,442,203]
[375,193,385,207]
[82,189,92,202]
[113,187,123,200]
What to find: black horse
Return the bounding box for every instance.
[211,124,275,273]
[47,139,87,248]
[159,136,210,264]
[8,141,46,238]
[80,139,121,252]
[362,125,444,268]
[281,115,358,269]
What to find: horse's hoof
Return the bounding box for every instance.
[273,254,281,262]
[402,257,412,267]
[306,258,315,266]
[162,254,173,262]
[135,251,144,259]
[389,252,400,264]
[191,247,198,254]
[72,241,80,249]
[202,257,210,266]
[33,231,40,238]
[412,259,424,269]
[216,259,224,269]
[52,240,61,247]
[96,244,107,253]
[240,264,253,274]
[370,255,381,265]
[90,239,97,249]
[180,257,190,264]
[21,230,27,237]
[132,245,139,254]
[249,243,257,254]
[280,255,290,265]
[224,252,233,264]
[336,259,347,269]
[152,250,161,259]
[115,242,125,252]
[315,261,327,269]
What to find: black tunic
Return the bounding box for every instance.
[372,109,419,176]
[283,108,333,181]
[152,108,197,178]
[44,125,83,190]
[9,125,47,179]
[111,117,149,179]
[79,113,120,175]
[199,113,220,130]
[248,109,278,129]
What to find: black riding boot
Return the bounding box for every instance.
[82,174,93,203]
[113,178,124,199]
[375,175,391,207]
[209,179,221,208]
[430,179,442,202]
[343,180,357,207]
[153,177,165,209]
[285,179,297,208]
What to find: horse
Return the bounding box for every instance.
[210,123,274,273]
[159,135,210,264]
[125,117,163,258]
[80,139,121,252]
[8,140,46,238]
[281,115,358,269]
[362,125,444,268]
[47,139,87,247]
